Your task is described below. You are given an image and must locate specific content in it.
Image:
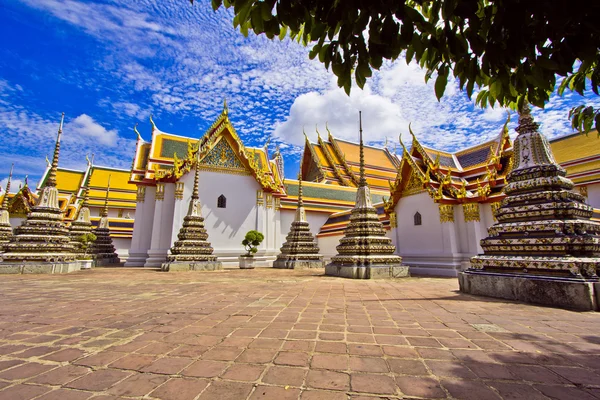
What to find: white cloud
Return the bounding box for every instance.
[65,114,118,146]
[0,178,25,193]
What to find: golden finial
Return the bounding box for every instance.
[134,123,141,141]
[85,153,91,166]
[149,114,156,132]
[359,111,366,187]
[223,97,228,116]
[24,175,28,187]
[316,124,321,140]
[102,175,111,218]
[45,154,50,167]
[46,112,65,188]
[503,110,511,134]
[408,123,416,141]
[398,134,407,154]
[384,137,388,149]
[1,163,14,211]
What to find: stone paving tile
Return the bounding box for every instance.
[2,269,600,399]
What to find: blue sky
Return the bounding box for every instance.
[1,0,599,191]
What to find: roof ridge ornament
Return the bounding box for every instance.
[223,97,228,116]
[149,114,156,132]
[134,123,142,141]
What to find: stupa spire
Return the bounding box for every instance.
[274,164,323,269]
[359,111,366,187]
[162,144,222,272]
[46,113,64,188]
[461,100,600,310]
[325,112,408,279]
[1,163,14,211]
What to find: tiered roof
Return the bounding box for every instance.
[130,102,285,194]
[550,131,600,185]
[301,128,399,191]
[384,120,513,212]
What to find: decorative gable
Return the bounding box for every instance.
[200,137,245,171]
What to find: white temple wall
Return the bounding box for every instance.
[317,234,342,262]
[113,237,131,262]
[586,183,600,209]
[169,170,272,267]
[126,186,155,266]
[279,209,330,239]
[394,193,445,255]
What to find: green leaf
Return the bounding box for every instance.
[434,68,448,101]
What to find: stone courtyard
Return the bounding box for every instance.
[0,269,599,400]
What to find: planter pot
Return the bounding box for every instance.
[80,259,94,270]
[239,256,256,269]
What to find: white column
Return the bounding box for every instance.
[125,186,156,266]
[144,183,176,267]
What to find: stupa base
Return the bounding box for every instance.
[161,261,223,272]
[0,260,82,274]
[325,263,409,279]
[95,256,121,267]
[273,259,324,269]
[459,270,599,311]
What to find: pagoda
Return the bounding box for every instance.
[273,172,324,269]
[91,176,120,266]
[0,164,14,251]
[0,114,80,274]
[460,104,600,310]
[69,185,94,262]
[161,147,222,272]
[325,113,408,279]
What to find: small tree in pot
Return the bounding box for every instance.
[240,230,264,269]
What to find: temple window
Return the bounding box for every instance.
[217,194,226,208]
[414,212,422,226]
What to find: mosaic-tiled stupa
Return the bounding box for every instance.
[460,104,600,310]
[0,164,14,251]
[325,112,409,279]
[273,173,324,269]
[69,185,93,259]
[0,114,80,274]
[162,148,222,272]
[91,176,120,266]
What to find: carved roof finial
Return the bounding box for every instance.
[149,114,156,132]
[134,123,141,141]
[359,111,366,187]
[1,163,14,211]
[316,124,321,140]
[398,134,407,154]
[223,97,228,116]
[101,175,111,218]
[46,112,65,188]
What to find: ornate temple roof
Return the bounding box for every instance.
[384,121,514,211]
[130,103,284,194]
[300,128,398,191]
[549,130,600,185]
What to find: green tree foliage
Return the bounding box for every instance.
[192,0,600,133]
[77,233,97,258]
[242,230,264,256]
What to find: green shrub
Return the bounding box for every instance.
[242,230,264,257]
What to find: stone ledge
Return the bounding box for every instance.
[162,261,223,272]
[273,260,325,269]
[459,270,599,311]
[0,261,83,274]
[325,264,410,279]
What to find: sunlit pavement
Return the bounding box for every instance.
[0,268,599,400]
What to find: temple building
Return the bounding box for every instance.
[1,104,598,276]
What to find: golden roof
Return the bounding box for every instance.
[550,131,600,164]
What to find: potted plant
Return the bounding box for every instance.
[239,230,264,269]
[77,232,97,269]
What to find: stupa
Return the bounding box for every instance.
[460,104,600,310]
[69,185,94,260]
[325,112,409,279]
[91,176,120,266]
[0,164,14,251]
[273,172,324,269]
[161,147,222,272]
[0,114,80,274]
